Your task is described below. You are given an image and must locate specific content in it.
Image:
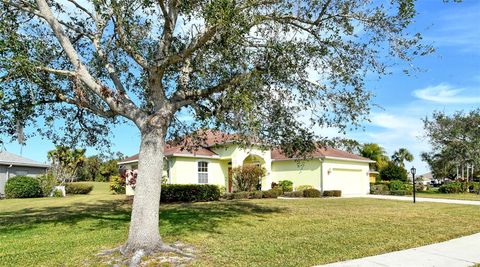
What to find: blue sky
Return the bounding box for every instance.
[2,1,479,174]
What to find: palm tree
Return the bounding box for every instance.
[391,148,414,168]
[360,143,389,170]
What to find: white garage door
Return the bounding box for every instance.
[330,168,367,195]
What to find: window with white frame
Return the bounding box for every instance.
[197,161,208,184]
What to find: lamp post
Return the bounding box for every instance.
[411,166,416,204]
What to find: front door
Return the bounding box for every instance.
[228,167,232,193]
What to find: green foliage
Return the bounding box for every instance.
[391,148,414,168]
[323,190,342,197]
[262,188,283,198]
[295,185,313,192]
[36,174,58,197]
[423,109,480,180]
[360,143,389,170]
[160,184,220,203]
[283,191,303,198]
[249,191,263,199]
[109,176,126,194]
[438,182,464,194]
[52,189,63,198]
[65,183,93,195]
[390,190,406,196]
[370,183,389,195]
[379,162,408,182]
[230,192,250,200]
[232,165,266,192]
[278,180,293,192]
[389,180,407,191]
[48,146,86,183]
[5,176,43,198]
[303,189,321,198]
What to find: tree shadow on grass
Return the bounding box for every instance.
[0,199,132,234]
[0,199,283,237]
[159,200,284,236]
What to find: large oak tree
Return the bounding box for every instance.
[0,0,432,259]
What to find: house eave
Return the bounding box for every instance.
[0,161,49,168]
[322,156,375,163]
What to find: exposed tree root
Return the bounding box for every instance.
[98,242,195,267]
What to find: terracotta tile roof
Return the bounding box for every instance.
[271,146,372,162]
[118,130,372,164]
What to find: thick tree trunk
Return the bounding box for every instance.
[123,126,166,254]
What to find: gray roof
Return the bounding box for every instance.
[419,172,433,180]
[0,151,49,168]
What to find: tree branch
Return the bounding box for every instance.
[111,13,149,69]
[34,0,145,124]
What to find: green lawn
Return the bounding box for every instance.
[1,183,480,267]
[417,192,480,201]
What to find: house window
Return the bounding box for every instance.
[198,161,208,184]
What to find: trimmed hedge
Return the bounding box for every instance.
[161,184,220,203]
[65,183,94,194]
[370,183,389,195]
[323,190,342,197]
[303,188,321,198]
[5,176,43,198]
[249,191,263,199]
[283,191,303,198]
[390,190,406,196]
[295,185,313,192]
[262,188,283,198]
[438,182,463,194]
[278,180,293,192]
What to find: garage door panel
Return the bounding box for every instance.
[330,169,366,195]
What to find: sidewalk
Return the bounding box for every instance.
[318,232,480,267]
[346,194,480,206]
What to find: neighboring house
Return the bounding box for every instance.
[418,172,434,185]
[0,151,49,196]
[118,130,374,196]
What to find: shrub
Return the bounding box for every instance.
[271,182,278,189]
[110,175,126,194]
[5,176,43,198]
[438,182,463,194]
[390,190,406,196]
[232,165,266,192]
[249,191,263,199]
[231,191,250,199]
[161,184,220,203]
[283,191,303,198]
[322,190,341,197]
[36,174,58,197]
[52,189,64,197]
[379,162,407,182]
[65,183,93,194]
[389,180,406,191]
[278,180,293,192]
[370,183,389,195]
[262,188,283,198]
[295,185,313,192]
[303,188,321,198]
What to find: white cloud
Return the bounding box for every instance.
[413,83,480,104]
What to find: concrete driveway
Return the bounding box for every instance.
[345,194,480,206]
[317,232,480,267]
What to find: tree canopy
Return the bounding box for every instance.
[391,148,414,168]
[0,0,433,260]
[422,109,480,180]
[359,143,388,170]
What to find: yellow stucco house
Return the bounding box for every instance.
[118,130,375,196]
